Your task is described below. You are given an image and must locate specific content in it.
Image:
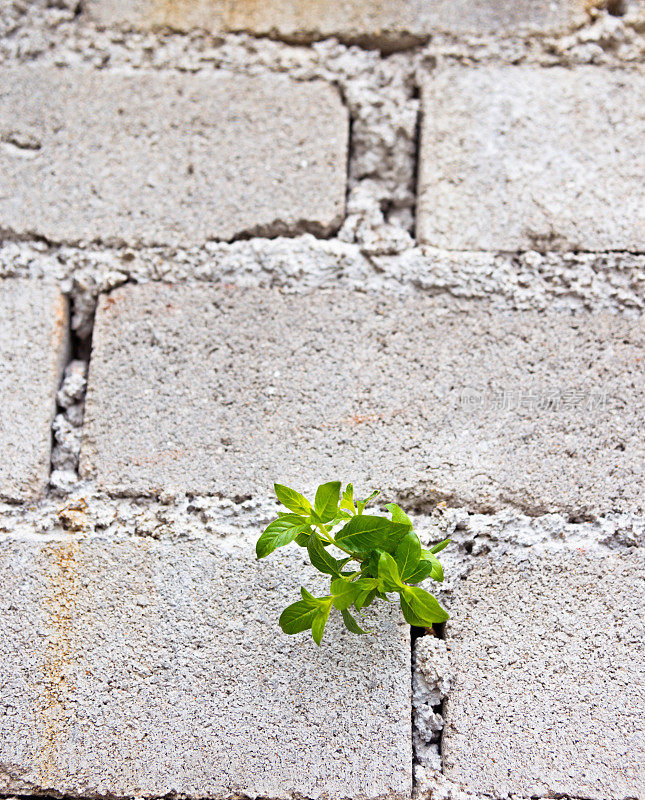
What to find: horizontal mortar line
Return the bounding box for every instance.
[0,527,637,550]
[5,18,645,53]
[0,792,354,800]
[2,782,637,800]
[2,488,643,523]
[3,233,645,261]
[420,246,645,257]
[20,483,620,520]
[0,228,348,252]
[0,529,255,545]
[4,49,644,72]
[0,45,383,76]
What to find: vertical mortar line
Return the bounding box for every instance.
[333,79,354,219]
[432,620,447,767]
[48,292,97,490]
[411,619,449,792]
[410,80,422,241]
[409,623,425,791]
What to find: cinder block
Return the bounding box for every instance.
[418,66,645,251]
[0,534,411,798]
[85,0,589,48]
[440,549,645,798]
[80,285,645,516]
[0,67,348,247]
[0,280,68,501]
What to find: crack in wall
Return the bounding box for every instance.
[411,624,451,790]
[48,295,95,496]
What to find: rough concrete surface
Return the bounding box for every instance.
[80,284,644,516]
[84,0,590,47]
[418,66,645,252]
[440,549,645,799]
[0,279,68,501]
[0,66,348,246]
[0,532,411,799]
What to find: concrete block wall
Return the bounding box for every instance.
[0,2,644,799]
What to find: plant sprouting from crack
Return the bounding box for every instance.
[256,481,449,645]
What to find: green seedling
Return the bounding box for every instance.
[256,481,449,645]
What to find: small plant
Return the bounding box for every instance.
[256,481,449,645]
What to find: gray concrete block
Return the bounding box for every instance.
[0,533,411,798]
[440,549,645,798]
[85,0,589,48]
[0,280,68,501]
[418,66,645,251]
[80,284,645,516]
[0,66,348,247]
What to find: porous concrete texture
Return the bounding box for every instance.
[418,66,645,251]
[0,531,411,799]
[81,284,644,516]
[84,0,590,48]
[0,66,348,246]
[0,280,68,501]
[439,548,645,799]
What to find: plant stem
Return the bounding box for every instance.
[315,523,360,560]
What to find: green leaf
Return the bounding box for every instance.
[420,550,444,582]
[399,595,426,627]
[335,515,409,553]
[330,577,360,610]
[362,549,383,578]
[341,608,368,635]
[256,515,307,559]
[314,481,341,523]
[311,602,332,645]
[394,532,421,580]
[429,538,450,554]
[378,552,405,592]
[405,559,437,584]
[274,483,312,515]
[294,530,310,547]
[400,586,449,625]
[354,586,377,611]
[331,577,377,610]
[279,600,319,634]
[300,586,320,605]
[385,502,413,529]
[308,534,347,577]
[357,489,380,515]
[419,550,444,579]
[340,483,355,514]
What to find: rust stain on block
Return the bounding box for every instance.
[35,540,80,785]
